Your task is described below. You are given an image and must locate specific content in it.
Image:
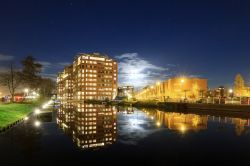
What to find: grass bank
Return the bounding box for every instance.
[0,103,38,129]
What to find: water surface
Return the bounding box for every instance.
[0,104,250,164]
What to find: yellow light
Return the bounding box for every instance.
[34,121,41,127]
[150,86,154,89]
[228,89,233,93]
[156,122,161,126]
[24,117,29,121]
[24,88,29,93]
[181,79,185,83]
[150,116,154,120]
[156,81,160,86]
[180,125,186,132]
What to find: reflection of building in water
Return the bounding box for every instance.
[58,103,117,149]
[57,102,75,131]
[233,118,249,136]
[155,111,208,132]
[210,116,250,136]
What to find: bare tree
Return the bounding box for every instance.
[0,64,22,102]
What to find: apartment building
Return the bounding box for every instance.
[57,53,118,102]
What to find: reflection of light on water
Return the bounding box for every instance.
[180,125,186,133]
[130,119,137,125]
[34,109,40,115]
[192,116,201,127]
[119,111,161,145]
[34,121,41,127]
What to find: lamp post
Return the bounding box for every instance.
[228,89,233,104]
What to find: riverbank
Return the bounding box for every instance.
[84,100,250,118]
[0,103,38,131]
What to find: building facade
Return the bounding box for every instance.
[117,86,134,100]
[234,74,250,97]
[57,53,118,101]
[57,65,74,105]
[135,77,207,101]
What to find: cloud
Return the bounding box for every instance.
[0,54,14,61]
[40,73,57,80]
[115,53,173,88]
[0,67,9,73]
[37,61,71,80]
[37,61,71,72]
[37,61,52,72]
[57,62,71,67]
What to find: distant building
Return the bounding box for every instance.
[57,53,118,101]
[136,76,207,101]
[57,65,74,105]
[234,74,250,97]
[117,86,134,99]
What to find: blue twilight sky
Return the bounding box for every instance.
[0,0,250,89]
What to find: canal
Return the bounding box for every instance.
[0,104,250,164]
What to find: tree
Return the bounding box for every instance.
[39,78,56,98]
[21,56,42,89]
[234,74,244,96]
[0,64,22,102]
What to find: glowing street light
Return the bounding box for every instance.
[24,117,29,121]
[24,88,29,93]
[156,121,161,127]
[156,81,160,86]
[228,89,234,102]
[228,89,233,93]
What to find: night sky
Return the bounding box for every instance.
[0,0,250,88]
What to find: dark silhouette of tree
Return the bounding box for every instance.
[39,78,56,97]
[21,56,42,89]
[0,64,22,102]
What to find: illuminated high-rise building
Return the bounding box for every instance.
[57,65,74,104]
[57,53,118,102]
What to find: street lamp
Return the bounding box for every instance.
[228,89,233,103]
[228,89,233,93]
[24,88,29,93]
